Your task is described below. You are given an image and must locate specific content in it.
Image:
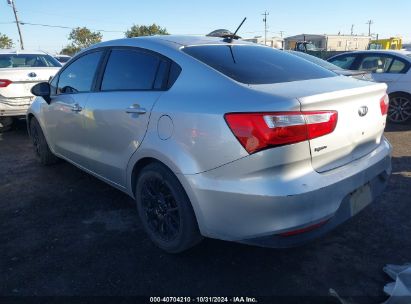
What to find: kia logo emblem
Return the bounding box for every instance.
[358,106,368,117]
[28,72,37,78]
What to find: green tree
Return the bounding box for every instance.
[60,44,79,56]
[125,24,168,38]
[61,27,102,55]
[0,33,13,49]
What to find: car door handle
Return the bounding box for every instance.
[126,104,147,114]
[71,103,83,112]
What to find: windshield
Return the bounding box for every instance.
[288,51,344,71]
[183,45,336,85]
[305,43,317,51]
[0,54,61,68]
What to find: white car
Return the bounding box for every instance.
[0,50,61,131]
[328,50,411,123]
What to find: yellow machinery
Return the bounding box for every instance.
[368,37,402,50]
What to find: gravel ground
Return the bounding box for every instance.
[0,120,410,303]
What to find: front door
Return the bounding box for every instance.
[43,50,104,167]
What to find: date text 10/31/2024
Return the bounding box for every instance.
[150,297,258,303]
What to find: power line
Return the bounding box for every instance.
[18,21,124,33]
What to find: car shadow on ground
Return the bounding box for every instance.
[0,119,410,303]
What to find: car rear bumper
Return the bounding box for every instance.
[241,167,389,247]
[182,137,392,245]
[0,96,32,117]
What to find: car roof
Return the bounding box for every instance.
[333,50,411,60]
[0,49,50,55]
[90,35,256,51]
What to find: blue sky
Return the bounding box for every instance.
[1,0,410,53]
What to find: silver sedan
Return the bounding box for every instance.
[28,36,392,253]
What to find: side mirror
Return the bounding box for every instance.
[31,82,51,104]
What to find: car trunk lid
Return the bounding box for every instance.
[0,67,59,99]
[248,76,388,172]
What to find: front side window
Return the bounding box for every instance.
[57,51,103,94]
[101,49,161,91]
[0,54,61,68]
[328,55,357,69]
[183,45,335,85]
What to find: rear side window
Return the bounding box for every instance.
[388,59,407,73]
[101,49,160,91]
[167,62,182,88]
[328,55,357,69]
[58,51,103,94]
[182,45,335,84]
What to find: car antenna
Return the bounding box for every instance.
[225,17,247,43]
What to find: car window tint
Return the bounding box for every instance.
[328,55,357,69]
[57,51,102,94]
[153,59,169,90]
[358,55,393,73]
[183,45,335,84]
[167,62,182,88]
[101,49,160,91]
[388,59,406,73]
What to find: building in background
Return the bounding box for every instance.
[284,34,371,51]
[242,36,284,49]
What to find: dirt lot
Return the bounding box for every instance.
[0,120,410,303]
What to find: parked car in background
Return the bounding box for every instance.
[28,36,391,253]
[54,54,72,65]
[287,50,371,80]
[0,50,61,132]
[328,50,411,123]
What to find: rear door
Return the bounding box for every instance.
[43,50,104,166]
[82,48,169,186]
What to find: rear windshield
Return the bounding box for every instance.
[0,54,61,68]
[182,45,336,84]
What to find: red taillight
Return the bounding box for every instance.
[380,94,389,116]
[0,79,12,88]
[225,111,338,154]
[279,219,329,237]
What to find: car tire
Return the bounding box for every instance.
[29,117,58,165]
[0,117,14,133]
[135,162,203,253]
[388,93,411,124]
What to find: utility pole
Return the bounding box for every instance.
[351,24,354,35]
[366,20,373,37]
[7,0,24,49]
[262,11,269,46]
[279,31,285,38]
